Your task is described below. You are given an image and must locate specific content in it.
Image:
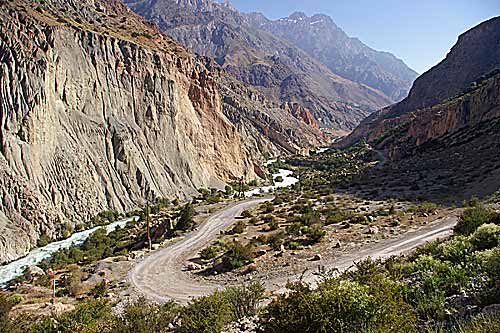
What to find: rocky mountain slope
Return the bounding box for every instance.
[123,0,396,133]
[338,17,500,202]
[341,16,500,158]
[247,11,418,102]
[0,0,255,263]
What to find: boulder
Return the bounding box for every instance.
[311,254,322,261]
[24,266,45,279]
[186,262,203,271]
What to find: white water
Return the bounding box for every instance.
[0,162,298,286]
[315,147,329,154]
[0,217,138,286]
[244,168,299,197]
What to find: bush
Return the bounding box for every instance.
[0,294,14,332]
[287,241,302,250]
[201,246,220,260]
[454,205,492,236]
[64,269,83,297]
[179,292,233,333]
[325,208,348,225]
[268,232,285,251]
[223,283,265,320]
[177,203,195,231]
[113,297,179,333]
[27,299,112,332]
[305,225,326,243]
[263,203,275,214]
[222,241,254,270]
[470,224,500,251]
[269,220,279,231]
[37,234,51,247]
[264,215,275,224]
[231,221,246,234]
[248,180,259,187]
[90,281,108,298]
[261,279,416,333]
[225,185,234,196]
[241,210,253,218]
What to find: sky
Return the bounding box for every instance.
[227,0,499,74]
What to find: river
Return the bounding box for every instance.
[244,168,299,197]
[0,217,137,286]
[0,165,298,286]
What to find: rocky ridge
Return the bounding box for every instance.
[341,17,500,158]
[123,0,397,133]
[0,0,253,263]
[247,11,418,102]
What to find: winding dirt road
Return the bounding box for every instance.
[129,198,271,304]
[129,199,458,304]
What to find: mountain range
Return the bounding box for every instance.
[1,0,497,266]
[123,0,418,134]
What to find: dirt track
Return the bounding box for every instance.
[128,198,272,304]
[129,199,457,304]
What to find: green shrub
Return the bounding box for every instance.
[222,241,254,270]
[287,241,302,250]
[454,205,492,236]
[179,292,233,333]
[325,208,348,225]
[27,299,112,333]
[37,234,51,247]
[222,283,265,320]
[231,221,246,234]
[64,269,83,297]
[268,232,285,251]
[263,202,275,213]
[6,294,23,306]
[241,210,253,218]
[113,297,179,333]
[262,279,416,333]
[473,247,500,305]
[305,225,325,243]
[435,236,471,263]
[0,294,13,332]
[177,203,195,231]
[470,223,500,251]
[201,246,220,260]
[225,185,234,196]
[89,281,108,298]
[269,220,279,231]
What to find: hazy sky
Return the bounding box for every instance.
[228,0,499,74]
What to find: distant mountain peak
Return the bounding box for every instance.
[289,11,307,20]
[251,11,417,101]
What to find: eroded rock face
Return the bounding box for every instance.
[340,17,500,157]
[0,0,251,263]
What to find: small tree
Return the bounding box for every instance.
[225,185,234,196]
[177,203,195,231]
[223,283,265,320]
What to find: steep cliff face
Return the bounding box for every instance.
[123,0,393,133]
[367,73,500,159]
[0,0,251,263]
[248,11,418,102]
[341,17,500,157]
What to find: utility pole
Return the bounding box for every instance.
[47,269,56,300]
[146,204,152,252]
